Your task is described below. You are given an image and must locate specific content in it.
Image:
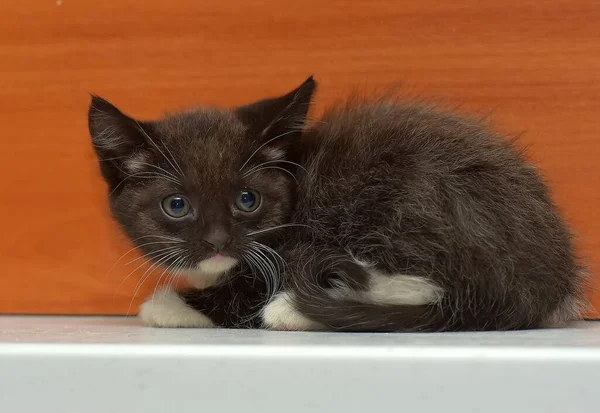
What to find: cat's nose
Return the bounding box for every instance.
[202,226,231,251]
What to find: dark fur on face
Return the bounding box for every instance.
[89,79,587,332]
[89,77,316,279]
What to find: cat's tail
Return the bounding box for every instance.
[285,254,453,332]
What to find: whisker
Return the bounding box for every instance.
[246,223,312,237]
[245,247,278,302]
[112,257,154,305]
[116,248,186,294]
[127,249,183,315]
[236,252,282,327]
[238,130,299,172]
[244,251,270,299]
[125,245,183,266]
[109,173,179,196]
[251,241,288,273]
[252,247,279,293]
[243,166,299,184]
[99,155,131,162]
[250,241,282,275]
[162,257,191,305]
[105,239,184,281]
[152,256,185,306]
[264,246,288,270]
[134,162,180,181]
[174,257,192,284]
[161,141,185,178]
[134,121,183,180]
[243,160,308,176]
[126,172,180,184]
[165,257,186,292]
[128,234,186,243]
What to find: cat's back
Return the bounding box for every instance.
[299,99,527,183]
[294,99,571,264]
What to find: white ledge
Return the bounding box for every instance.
[1,316,599,413]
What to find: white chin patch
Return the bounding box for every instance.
[197,255,238,274]
[185,256,239,289]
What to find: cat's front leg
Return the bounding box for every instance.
[261,292,326,331]
[139,288,215,328]
[139,270,270,329]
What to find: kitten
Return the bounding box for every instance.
[88,77,586,331]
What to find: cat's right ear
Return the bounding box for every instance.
[88,96,148,189]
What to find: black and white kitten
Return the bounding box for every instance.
[88,77,586,331]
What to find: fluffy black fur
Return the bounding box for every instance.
[88,77,586,332]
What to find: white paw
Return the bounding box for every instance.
[262,292,325,331]
[139,288,215,328]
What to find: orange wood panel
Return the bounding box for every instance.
[0,0,598,315]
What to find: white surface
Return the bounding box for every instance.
[1,316,599,413]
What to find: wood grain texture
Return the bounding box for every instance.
[0,0,598,316]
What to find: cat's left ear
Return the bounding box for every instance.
[236,76,317,147]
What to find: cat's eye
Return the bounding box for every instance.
[161,195,191,218]
[235,190,261,212]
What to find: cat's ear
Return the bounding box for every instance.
[236,76,317,147]
[88,96,147,154]
[88,96,150,189]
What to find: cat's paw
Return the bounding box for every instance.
[139,288,215,328]
[262,292,325,331]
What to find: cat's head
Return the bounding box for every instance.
[88,77,316,280]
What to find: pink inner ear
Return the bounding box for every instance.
[261,147,286,161]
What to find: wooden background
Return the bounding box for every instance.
[0,0,598,316]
